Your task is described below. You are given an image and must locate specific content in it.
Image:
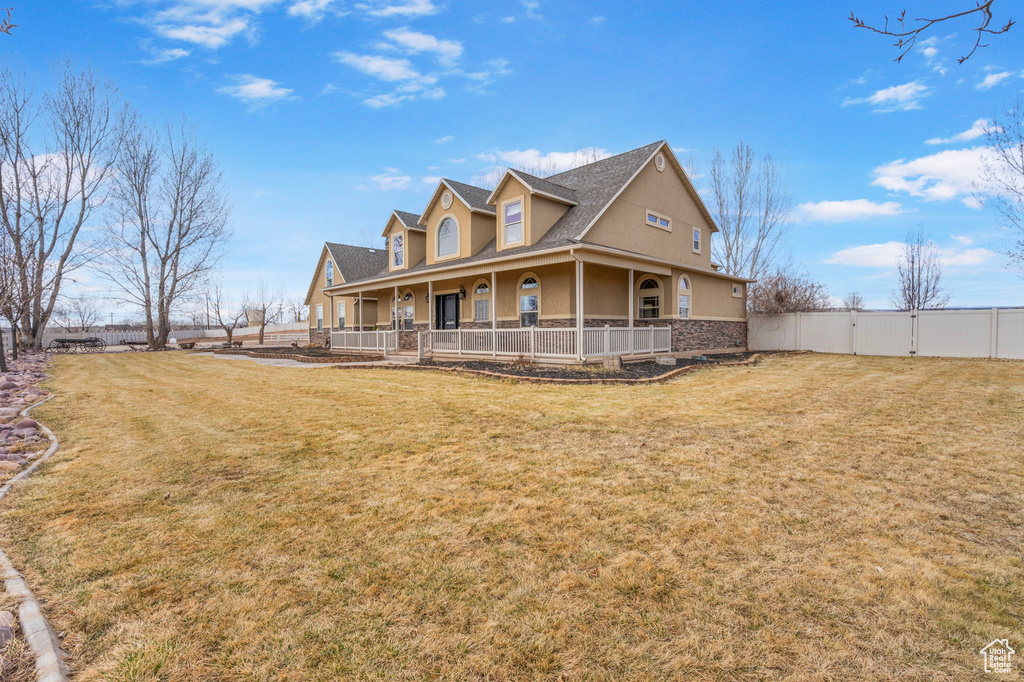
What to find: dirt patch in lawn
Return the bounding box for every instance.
[1,352,1022,680]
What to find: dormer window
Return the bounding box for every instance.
[437,216,458,258]
[646,210,671,232]
[392,234,404,267]
[503,200,523,245]
[325,261,334,287]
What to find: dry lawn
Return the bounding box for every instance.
[0,352,1022,680]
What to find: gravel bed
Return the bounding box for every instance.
[424,352,760,380]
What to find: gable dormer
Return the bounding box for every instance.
[383,210,425,272]
[419,179,496,265]
[304,244,339,306]
[581,143,717,268]
[487,169,576,252]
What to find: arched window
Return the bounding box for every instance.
[638,277,661,319]
[437,217,459,258]
[473,280,491,322]
[325,260,334,287]
[678,277,691,319]
[392,234,404,267]
[518,274,540,326]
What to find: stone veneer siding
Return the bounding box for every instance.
[309,328,329,347]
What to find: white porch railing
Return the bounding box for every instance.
[420,326,672,359]
[331,330,399,353]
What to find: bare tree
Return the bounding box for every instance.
[101,115,231,348]
[244,281,282,344]
[54,294,101,331]
[474,147,608,190]
[977,99,1024,273]
[891,226,950,310]
[748,267,831,315]
[705,143,791,281]
[1,7,15,35]
[849,1,1013,64]
[0,231,16,370]
[0,63,123,348]
[843,292,865,311]
[210,283,246,344]
[287,299,308,323]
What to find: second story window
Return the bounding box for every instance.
[693,228,702,253]
[504,200,523,245]
[392,234,404,267]
[646,210,671,231]
[437,217,458,258]
[325,261,334,287]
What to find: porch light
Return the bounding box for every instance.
[458,285,466,300]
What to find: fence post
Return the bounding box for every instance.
[796,312,803,350]
[604,325,610,357]
[911,309,919,356]
[417,332,423,362]
[850,309,858,355]
[530,326,536,359]
[990,308,999,359]
[457,329,462,356]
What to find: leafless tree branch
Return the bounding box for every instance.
[891,226,950,310]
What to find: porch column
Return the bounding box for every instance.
[491,270,497,358]
[394,285,399,331]
[576,258,584,361]
[358,291,363,331]
[627,268,634,326]
[428,281,434,330]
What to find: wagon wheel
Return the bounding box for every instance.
[92,339,106,353]
[47,339,64,354]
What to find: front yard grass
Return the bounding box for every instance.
[1,352,1022,680]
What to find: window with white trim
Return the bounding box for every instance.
[638,278,661,319]
[325,261,334,287]
[645,210,671,231]
[732,284,743,298]
[316,304,323,331]
[392,234,404,267]
[504,200,523,245]
[678,277,691,319]
[692,227,702,253]
[519,276,539,327]
[474,282,490,322]
[437,217,458,258]
[337,300,346,329]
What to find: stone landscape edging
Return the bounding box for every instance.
[211,349,381,364]
[0,392,71,682]
[330,353,764,384]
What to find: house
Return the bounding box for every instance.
[304,140,750,363]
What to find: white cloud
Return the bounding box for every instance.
[476,147,611,175]
[871,146,994,205]
[916,37,946,75]
[369,172,411,190]
[142,47,191,64]
[501,16,516,23]
[825,241,997,268]
[355,0,438,17]
[382,27,462,65]
[522,0,542,19]
[590,15,606,25]
[334,52,422,81]
[796,199,908,223]
[925,118,990,145]
[421,175,442,184]
[434,135,454,144]
[156,18,251,48]
[842,81,929,112]
[288,0,337,20]
[952,234,975,245]
[976,70,1014,90]
[217,75,294,104]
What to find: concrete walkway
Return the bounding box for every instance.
[199,353,388,369]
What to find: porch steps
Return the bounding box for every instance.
[385,354,420,365]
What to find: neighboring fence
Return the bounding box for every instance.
[748,308,1024,359]
[177,321,307,339]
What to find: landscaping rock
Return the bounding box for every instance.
[11,428,37,439]
[655,356,677,365]
[0,408,19,419]
[0,610,13,651]
[0,382,16,390]
[15,418,37,429]
[0,461,22,472]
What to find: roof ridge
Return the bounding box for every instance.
[546,140,664,181]
[326,241,383,251]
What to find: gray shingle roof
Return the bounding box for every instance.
[506,169,578,204]
[444,178,496,213]
[325,242,389,283]
[337,141,667,286]
[393,210,424,230]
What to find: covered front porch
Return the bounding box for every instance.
[324,247,741,363]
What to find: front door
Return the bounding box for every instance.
[436,294,460,329]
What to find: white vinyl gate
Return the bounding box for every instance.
[748,308,1024,360]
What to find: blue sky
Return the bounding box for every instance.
[5,0,1024,312]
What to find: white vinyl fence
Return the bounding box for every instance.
[748,309,1024,360]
